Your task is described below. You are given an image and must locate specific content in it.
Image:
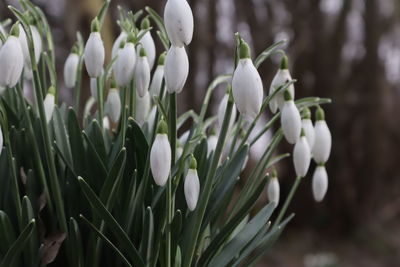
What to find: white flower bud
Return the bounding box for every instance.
[135,91,151,126]
[135,48,151,97]
[269,56,294,113]
[293,131,311,177]
[267,175,280,207]
[0,26,24,88]
[105,88,121,123]
[218,93,237,131]
[281,91,301,144]
[149,53,166,97]
[44,87,56,123]
[64,52,80,88]
[207,134,218,156]
[150,121,171,186]
[302,108,316,149]
[112,31,127,59]
[312,108,331,164]
[232,42,263,121]
[165,46,189,94]
[164,0,194,47]
[184,156,200,211]
[90,78,98,100]
[114,39,136,87]
[139,18,156,69]
[312,165,328,202]
[84,19,105,78]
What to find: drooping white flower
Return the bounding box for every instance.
[44,86,56,123]
[165,46,189,94]
[232,41,263,121]
[149,53,166,98]
[218,93,237,131]
[134,47,151,97]
[281,90,301,144]
[105,84,121,123]
[302,107,316,149]
[111,31,127,59]
[184,155,200,211]
[19,24,43,68]
[267,173,280,207]
[150,120,171,186]
[139,18,156,69]
[293,129,311,177]
[63,48,80,88]
[164,0,194,47]
[207,133,218,156]
[90,78,98,100]
[312,107,332,164]
[84,18,105,78]
[312,165,328,202]
[135,90,151,126]
[0,24,24,88]
[114,34,136,87]
[269,55,295,113]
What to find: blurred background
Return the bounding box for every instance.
[2,0,400,266]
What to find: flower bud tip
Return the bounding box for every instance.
[10,23,20,37]
[283,90,292,101]
[141,17,150,30]
[280,55,289,69]
[316,106,325,121]
[91,17,100,32]
[156,120,168,134]
[239,40,251,59]
[189,154,197,169]
[158,52,166,65]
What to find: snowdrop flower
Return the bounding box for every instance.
[165,46,189,94]
[0,24,24,88]
[267,171,280,207]
[63,46,80,88]
[312,165,328,202]
[164,0,194,47]
[84,18,105,78]
[281,90,301,144]
[293,129,311,177]
[149,53,166,98]
[44,86,56,123]
[105,81,121,123]
[90,78,98,100]
[135,91,151,126]
[111,31,127,59]
[207,133,218,156]
[18,24,42,67]
[269,55,294,113]
[232,41,263,121]
[312,107,332,164]
[184,155,200,211]
[302,107,316,149]
[114,34,136,87]
[139,18,156,69]
[134,47,151,97]
[150,120,171,186]
[218,93,237,131]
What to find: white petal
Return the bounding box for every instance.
[281,101,301,144]
[103,116,110,130]
[165,46,189,93]
[150,134,171,186]
[164,0,194,47]
[134,56,151,97]
[139,32,156,69]
[207,135,218,156]
[267,178,280,207]
[218,94,237,131]
[302,119,315,149]
[64,53,80,88]
[112,32,127,59]
[31,26,42,64]
[312,121,332,164]
[84,32,105,78]
[312,166,328,202]
[0,36,24,87]
[18,25,29,63]
[135,91,151,126]
[269,69,294,111]
[293,136,311,177]
[105,89,121,123]
[44,94,55,123]
[179,131,190,145]
[232,59,263,121]
[114,42,136,87]
[147,106,157,132]
[184,169,200,211]
[149,65,165,97]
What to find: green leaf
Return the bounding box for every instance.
[97,0,111,28]
[0,211,16,256]
[53,107,73,167]
[69,218,84,267]
[77,177,145,267]
[0,219,36,267]
[145,6,168,45]
[21,196,38,266]
[254,40,286,68]
[140,207,154,264]
[68,108,86,174]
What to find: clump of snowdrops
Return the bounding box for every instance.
[0,0,331,266]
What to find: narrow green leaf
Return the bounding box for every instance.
[254,40,286,68]
[69,218,84,267]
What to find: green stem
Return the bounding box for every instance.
[182,87,234,267]
[120,86,127,147]
[97,78,104,127]
[272,176,302,229]
[129,80,136,118]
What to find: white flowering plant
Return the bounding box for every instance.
[0,0,331,266]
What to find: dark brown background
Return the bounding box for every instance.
[2,0,400,266]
